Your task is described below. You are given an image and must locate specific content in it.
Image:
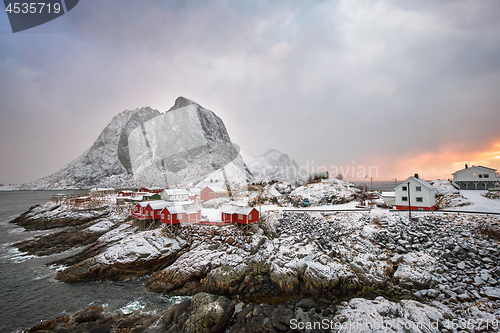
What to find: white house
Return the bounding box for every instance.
[452,165,500,190]
[395,174,436,211]
[381,192,396,207]
[161,189,190,201]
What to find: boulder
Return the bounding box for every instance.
[162,292,234,333]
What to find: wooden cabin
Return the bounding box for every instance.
[161,204,201,224]
[75,196,91,204]
[139,187,164,194]
[220,205,259,224]
[200,185,228,201]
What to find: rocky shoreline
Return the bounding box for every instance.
[10,200,500,332]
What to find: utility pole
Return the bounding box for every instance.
[370,177,373,192]
[407,181,411,219]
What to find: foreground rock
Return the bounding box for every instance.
[13,198,500,331]
[10,201,112,230]
[29,293,473,333]
[56,226,188,282]
[162,292,234,333]
[27,306,158,333]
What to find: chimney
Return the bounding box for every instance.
[414,173,419,179]
[465,164,468,169]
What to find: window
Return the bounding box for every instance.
[238,214,243,219]
[416,186,421,191]
[161,214,164,219]
[402,196,408,202]
[402,186,407,191]
[416,197,423,202]
[479,174,483,178]
[168,215,171,220]
[484,174,490,178]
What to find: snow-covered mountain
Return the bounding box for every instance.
[128,97,252,187]
[21,97,252,189]
[243,149,308,183]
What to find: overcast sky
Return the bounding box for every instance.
[1,0,500,184]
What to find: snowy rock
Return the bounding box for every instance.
[393,252,439,290]
[483,286,500,299]
[332,297,454,333]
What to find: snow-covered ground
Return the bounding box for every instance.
[431,179,459,196]
[450,190,500,213]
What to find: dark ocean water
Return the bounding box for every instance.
[0,191,182,333]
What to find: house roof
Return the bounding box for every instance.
[204,185,226,193]
[140,186,163,191]
[453,165,497,175]
[220,205,255,215]
[147,200,173,210]
[395,177,435,191]
[196,181,226,189]
[162,204,201,215]
[163,189,189,195]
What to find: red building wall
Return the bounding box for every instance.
[395,205,436,211]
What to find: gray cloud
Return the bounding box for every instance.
[1,0,500,184]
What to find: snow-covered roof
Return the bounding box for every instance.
[220,205,255,215]
[204,185,226,193]
[163,189,189,195]
[162,203,201,214]
[164,206,185,214]
[381,192,395,198]
[453,165,497,175]
[395,177,435,191]
[196,181,226,189]
[147,200,173,210]
[184,204,201,214]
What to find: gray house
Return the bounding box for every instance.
[452,165,500,190]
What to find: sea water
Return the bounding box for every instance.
[0,191,180,333]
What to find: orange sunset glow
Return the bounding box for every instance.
[382,141,500,181]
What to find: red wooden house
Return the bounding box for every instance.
[118,190,133,197]
[139,187,164,194]
[131,202,150,219]
[161,204,202,224]
[200,185,228,201]
[220,205,259,224]
[75,196,91,204]
[145,201,173,220]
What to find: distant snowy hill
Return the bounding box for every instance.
[21,97,253,190]
[243,149,308,183]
